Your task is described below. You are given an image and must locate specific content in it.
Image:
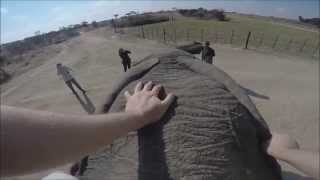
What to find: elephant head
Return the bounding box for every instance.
[80,50,282,180]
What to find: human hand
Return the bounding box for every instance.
[124,81,175,125]
[264,133,300,159]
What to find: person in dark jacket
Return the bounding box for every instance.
[118,48,132,72]
[201,41,215,64]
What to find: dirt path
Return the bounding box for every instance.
[2,27,318,180]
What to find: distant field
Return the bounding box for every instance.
[125,13,319,59]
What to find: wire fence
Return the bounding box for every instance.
[124,25,320,59]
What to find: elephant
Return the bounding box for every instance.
[176,41,203,54]
[79,50,282,180]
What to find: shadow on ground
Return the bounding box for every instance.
[74,92,95,114]
[282,171,313,180]
[241,86,270,100]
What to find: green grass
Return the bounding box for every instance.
[126,13,319,59]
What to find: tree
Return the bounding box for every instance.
[59,26,67,31]
[81,21,88,27]
[212,9,227,21]
[298,16,304,22]
[0,55,5,67]
[92,21,98,28]
[34,31,41,36]
[128,11,137,16]
[0,67,10,84]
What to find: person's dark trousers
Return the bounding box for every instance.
[65,79,86,94]
[122,62,128,72]
[122,61,131,72]
[127,60,131,70]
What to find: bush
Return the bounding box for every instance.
[1,28,80,57]
[92,21,99,28]
[0,68,10,84]
[117,14,169,27]
[82,21,89,27]
[0,56,5,67]
[178,8,228,21]
[299,16,320,27]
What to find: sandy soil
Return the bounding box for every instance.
[2,27,318,180]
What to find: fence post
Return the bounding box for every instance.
[313,45,320,57]
[230,30,234,44]
[299,39,308,52]
[141,26,145,39]
[215,32,218,43]
[272,35,279,49]
[201,29,204,42]
[151,28,154,39]
[156,28,159,40]
[258,33,264,48]
[145,29,148,39]
[163,28,166,42]
[174,28,177,43]
[245,31,251,49]
[313,42,320,57]
[186,29,190,41]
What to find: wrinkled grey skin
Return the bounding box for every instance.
[80,50,282,180]
[176,42,203,54]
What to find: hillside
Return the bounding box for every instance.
[125,11,319,59]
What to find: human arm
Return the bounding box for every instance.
[265,133,319,179]
[1,81,175,177]
[66,67,74,74]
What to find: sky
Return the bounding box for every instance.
[1,0,319,43]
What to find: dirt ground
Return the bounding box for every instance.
[2,27,318,180]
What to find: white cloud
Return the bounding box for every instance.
[0,7,8,14]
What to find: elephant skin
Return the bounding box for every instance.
[176,42,203,54]
[80,50,282,180]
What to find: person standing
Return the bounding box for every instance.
[118,48,132,72]
[56,63,86,96]
[201,41,215,64]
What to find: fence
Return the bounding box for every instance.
[124,25,320,59]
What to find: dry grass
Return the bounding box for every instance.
[125,13,319,59]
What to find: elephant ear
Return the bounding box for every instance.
[176,55,272,142]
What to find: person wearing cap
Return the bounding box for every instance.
[201,41,215,64]
[118,48,132,72]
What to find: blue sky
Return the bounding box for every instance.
[1,0,319,43]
